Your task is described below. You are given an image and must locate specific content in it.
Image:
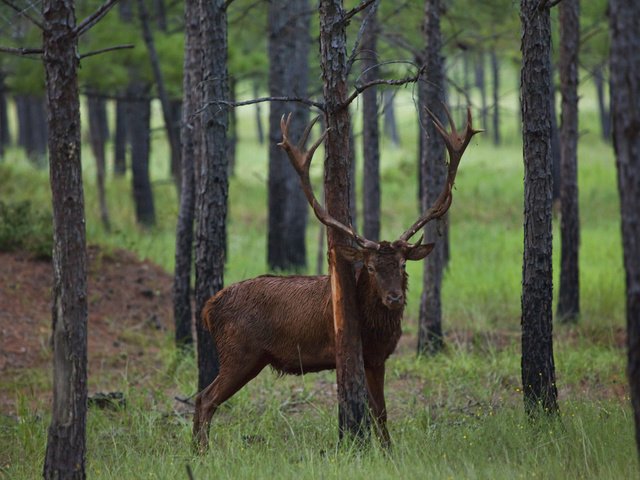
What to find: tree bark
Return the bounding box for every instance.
[475,51,488,131]
[519,0,559,417]
[609,0,640,459]
[549,61,561,203]
[253,82,265,144]
[417,0,447,357]
[173,0,199,349]
[382,90,400,146]
[113,100,128,176]
[361,3,380,242]
[593,64,611,142]
[87,94,111,231]
[319,0,369,442]
[194,0,228,391]
[490,48,501,145]
[227,77,237,176]
[42,1,88,478]
[557,0,580,323]
[267,0,310,272]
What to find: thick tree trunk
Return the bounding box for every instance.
[557,0,580,323]
[113,100,128,175]
[267,0,310,272]
[361,3,380,242]
[319,0,369,442]
[490,48,501,145]
[382,90,400,146]
[194,0,228,391]
[519,0,559,417]
[593,65,611,143]
[609,0,640,459]
[173,0,199,349]
[127,85,156,227]
[417,0,446,357]
[88,95,111,231]
[42,1,88,478]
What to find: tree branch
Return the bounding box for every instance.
[339,65,424,110]
[346,0,380,75]
[0,45,43,57]
[1,0,44,30]
[344,0,377,22]
[538,0,563,10]
[75,0,119,37]
[195,96,325,116]
[79,44,134,59]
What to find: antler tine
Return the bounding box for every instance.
[278,113,380,251]
[398,105,481,243]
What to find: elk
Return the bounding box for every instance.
[193,106,480,451]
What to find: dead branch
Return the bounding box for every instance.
[1,0,44,30]
[75,0,119,37]
[0,45,43,56]
[79,44,134,59]
[344,0,377,22]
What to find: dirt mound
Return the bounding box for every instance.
[0,246,174,412]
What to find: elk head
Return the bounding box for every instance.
[278,106,481,310]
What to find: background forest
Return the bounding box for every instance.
[0,0,637,479]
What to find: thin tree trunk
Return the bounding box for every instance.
[549,61,561,203]
[253,82,265,144]
[114,100,128,175]
[475,51,488,131]
[609,0,640,459]
[519,0,559,417]
[88,95,111,231]
[490,48,501,145]
[557,0,580,323]
[361,3,380,242]
[0,73,9,155]
[382,90,400,146]
[319,0,369,442]
[194,0,228,391]
[227,77,237,176]
[137,0,181,189]
[42,1,88,477]
[173,0,199,349]
[593,64,611,142]
[417,0,446,356]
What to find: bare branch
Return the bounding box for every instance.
[1,0,44,30]
[346,0,380,75]
[0,45,43,57]
[344,0,377,22]
[223,0,236,10]
[79,44,134,60]
[195,96,325,116]
[75,0,119,37]
[339,65,424,110]
[538,0,563,10]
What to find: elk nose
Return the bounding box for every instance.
[386,292,404,306]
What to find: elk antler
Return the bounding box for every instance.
[278,113,380,250]
[398,106,482,243]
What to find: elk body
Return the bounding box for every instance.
[193,107,480,451]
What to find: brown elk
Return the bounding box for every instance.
[193,106,480,451]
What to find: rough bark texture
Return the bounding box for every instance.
[557,0,580,323]
[609,0,640,458]
[173,0,199,349]
[127,84,155,227]
[87,95,111,232]
[42,1,88,478]
[113,100,128,176]
[490,48,501,145]
[267,0,310,272]
[417,0,446,356]
[319,0,369,442]
[194,0,228,391]
[519,0,559,417]
[361,3,380,242]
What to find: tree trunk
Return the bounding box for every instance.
[549,61,561,203]
[417,0,447,357]
[88,95,111,231]
[557,0,580,323]
[382,90,400,146]
[519,0,559,417]
[490,48,501,145]
[137,0,181,189]
[127,85,156,227]
[593,64,611,142]
[173,0,199,349]
[609,0,640,459]
[319,0,369,442]
[19,96,48,166]
[253,82,265,144]
[361,3,380,242]
[113,100,128,175]
[475,51,488,131]
[267,0,310,272]
[194,0,228,391]
[42,1,88,478]
[0,73,9,155]
[227,77,237,176]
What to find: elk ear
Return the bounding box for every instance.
[405,243,435,261]
[335,246,364,263]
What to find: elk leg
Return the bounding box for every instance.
[193,360,265,453]
[365,364,391,448]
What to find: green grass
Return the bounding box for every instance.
[0,80,634,478]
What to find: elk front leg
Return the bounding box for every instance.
[365,363,391,448]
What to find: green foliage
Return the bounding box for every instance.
[0,199,52,258]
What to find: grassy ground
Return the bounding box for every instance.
[0,78,635,478]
